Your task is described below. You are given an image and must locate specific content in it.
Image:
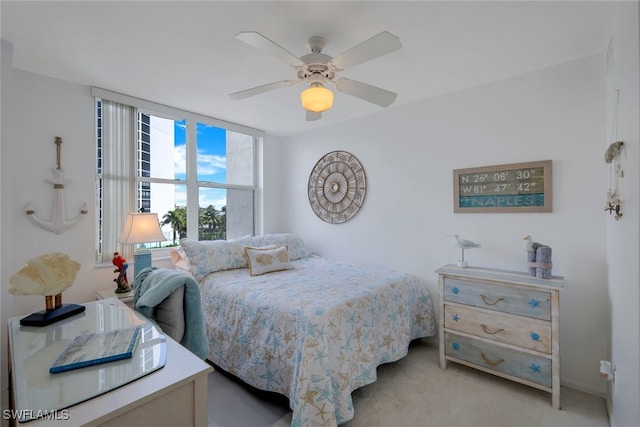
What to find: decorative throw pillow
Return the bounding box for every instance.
[251,233,311,260]
[244,245,294,276]
[169,247,192,275]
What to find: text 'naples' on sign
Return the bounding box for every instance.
[453,160,552,213]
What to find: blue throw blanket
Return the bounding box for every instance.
[132,267,208,359]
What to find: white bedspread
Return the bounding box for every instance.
[200,255,436,426]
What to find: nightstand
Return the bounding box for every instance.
[95,286,134,308]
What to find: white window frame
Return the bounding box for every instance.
[93,87,264,264]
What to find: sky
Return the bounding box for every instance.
[173,120,228,210]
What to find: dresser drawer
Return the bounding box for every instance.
[444,332,551,387]
[444,304,551,353]
[443,278,551,320]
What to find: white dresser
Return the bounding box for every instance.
[436,264,563,409]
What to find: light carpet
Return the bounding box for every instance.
[208,339,609,427]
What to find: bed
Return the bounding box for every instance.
[174,234,436,426]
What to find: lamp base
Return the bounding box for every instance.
[134,250,152,278]
[20,304,86,327]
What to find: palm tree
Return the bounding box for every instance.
[219,206,227,239]
[199,205,220,240]
[162,206,187,244]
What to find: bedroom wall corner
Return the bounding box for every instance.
[0,38,12,417]
[604,2,640,426]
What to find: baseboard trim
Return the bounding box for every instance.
[605,396,613,426]
[561,378,607,398]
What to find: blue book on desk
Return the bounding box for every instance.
[50,326,141,374]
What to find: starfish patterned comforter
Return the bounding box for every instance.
[199,255,436,426]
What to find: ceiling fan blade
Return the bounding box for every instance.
[306,111,322,121]
[236,32,305,68]
[328,31,402,71]
[334,78,397,107]
[229,80,300,100]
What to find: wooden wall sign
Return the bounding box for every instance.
[453,160,552,213]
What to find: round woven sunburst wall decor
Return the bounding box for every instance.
[308,151,367,224]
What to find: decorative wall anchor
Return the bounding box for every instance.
[25,137,88,234]
[605,141,624,221]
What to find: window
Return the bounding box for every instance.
[94,88,262,264]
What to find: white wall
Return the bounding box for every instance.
[280,55,610,396]
[0,40,286,413]
[0,40,5,426]
[1,43,102,312]
[260,134,286,234]
[605,2,640,426]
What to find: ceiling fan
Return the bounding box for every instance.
[229,31,402,121]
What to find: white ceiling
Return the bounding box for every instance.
[1,1,615,137]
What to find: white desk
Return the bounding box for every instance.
[7,299,213,426]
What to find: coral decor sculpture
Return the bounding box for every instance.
[9,252,81,297]
[9,252,84,325]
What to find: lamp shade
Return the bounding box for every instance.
[118,213,165,245]
[301,85,334,113]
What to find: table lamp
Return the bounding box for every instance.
[119,212,165,280]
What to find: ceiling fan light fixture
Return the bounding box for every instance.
[301,84,334,113]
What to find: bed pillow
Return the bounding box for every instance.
[251,233,311,260]
[179,235,253,281]
[244,245,294,276]
[169,247,192,275]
